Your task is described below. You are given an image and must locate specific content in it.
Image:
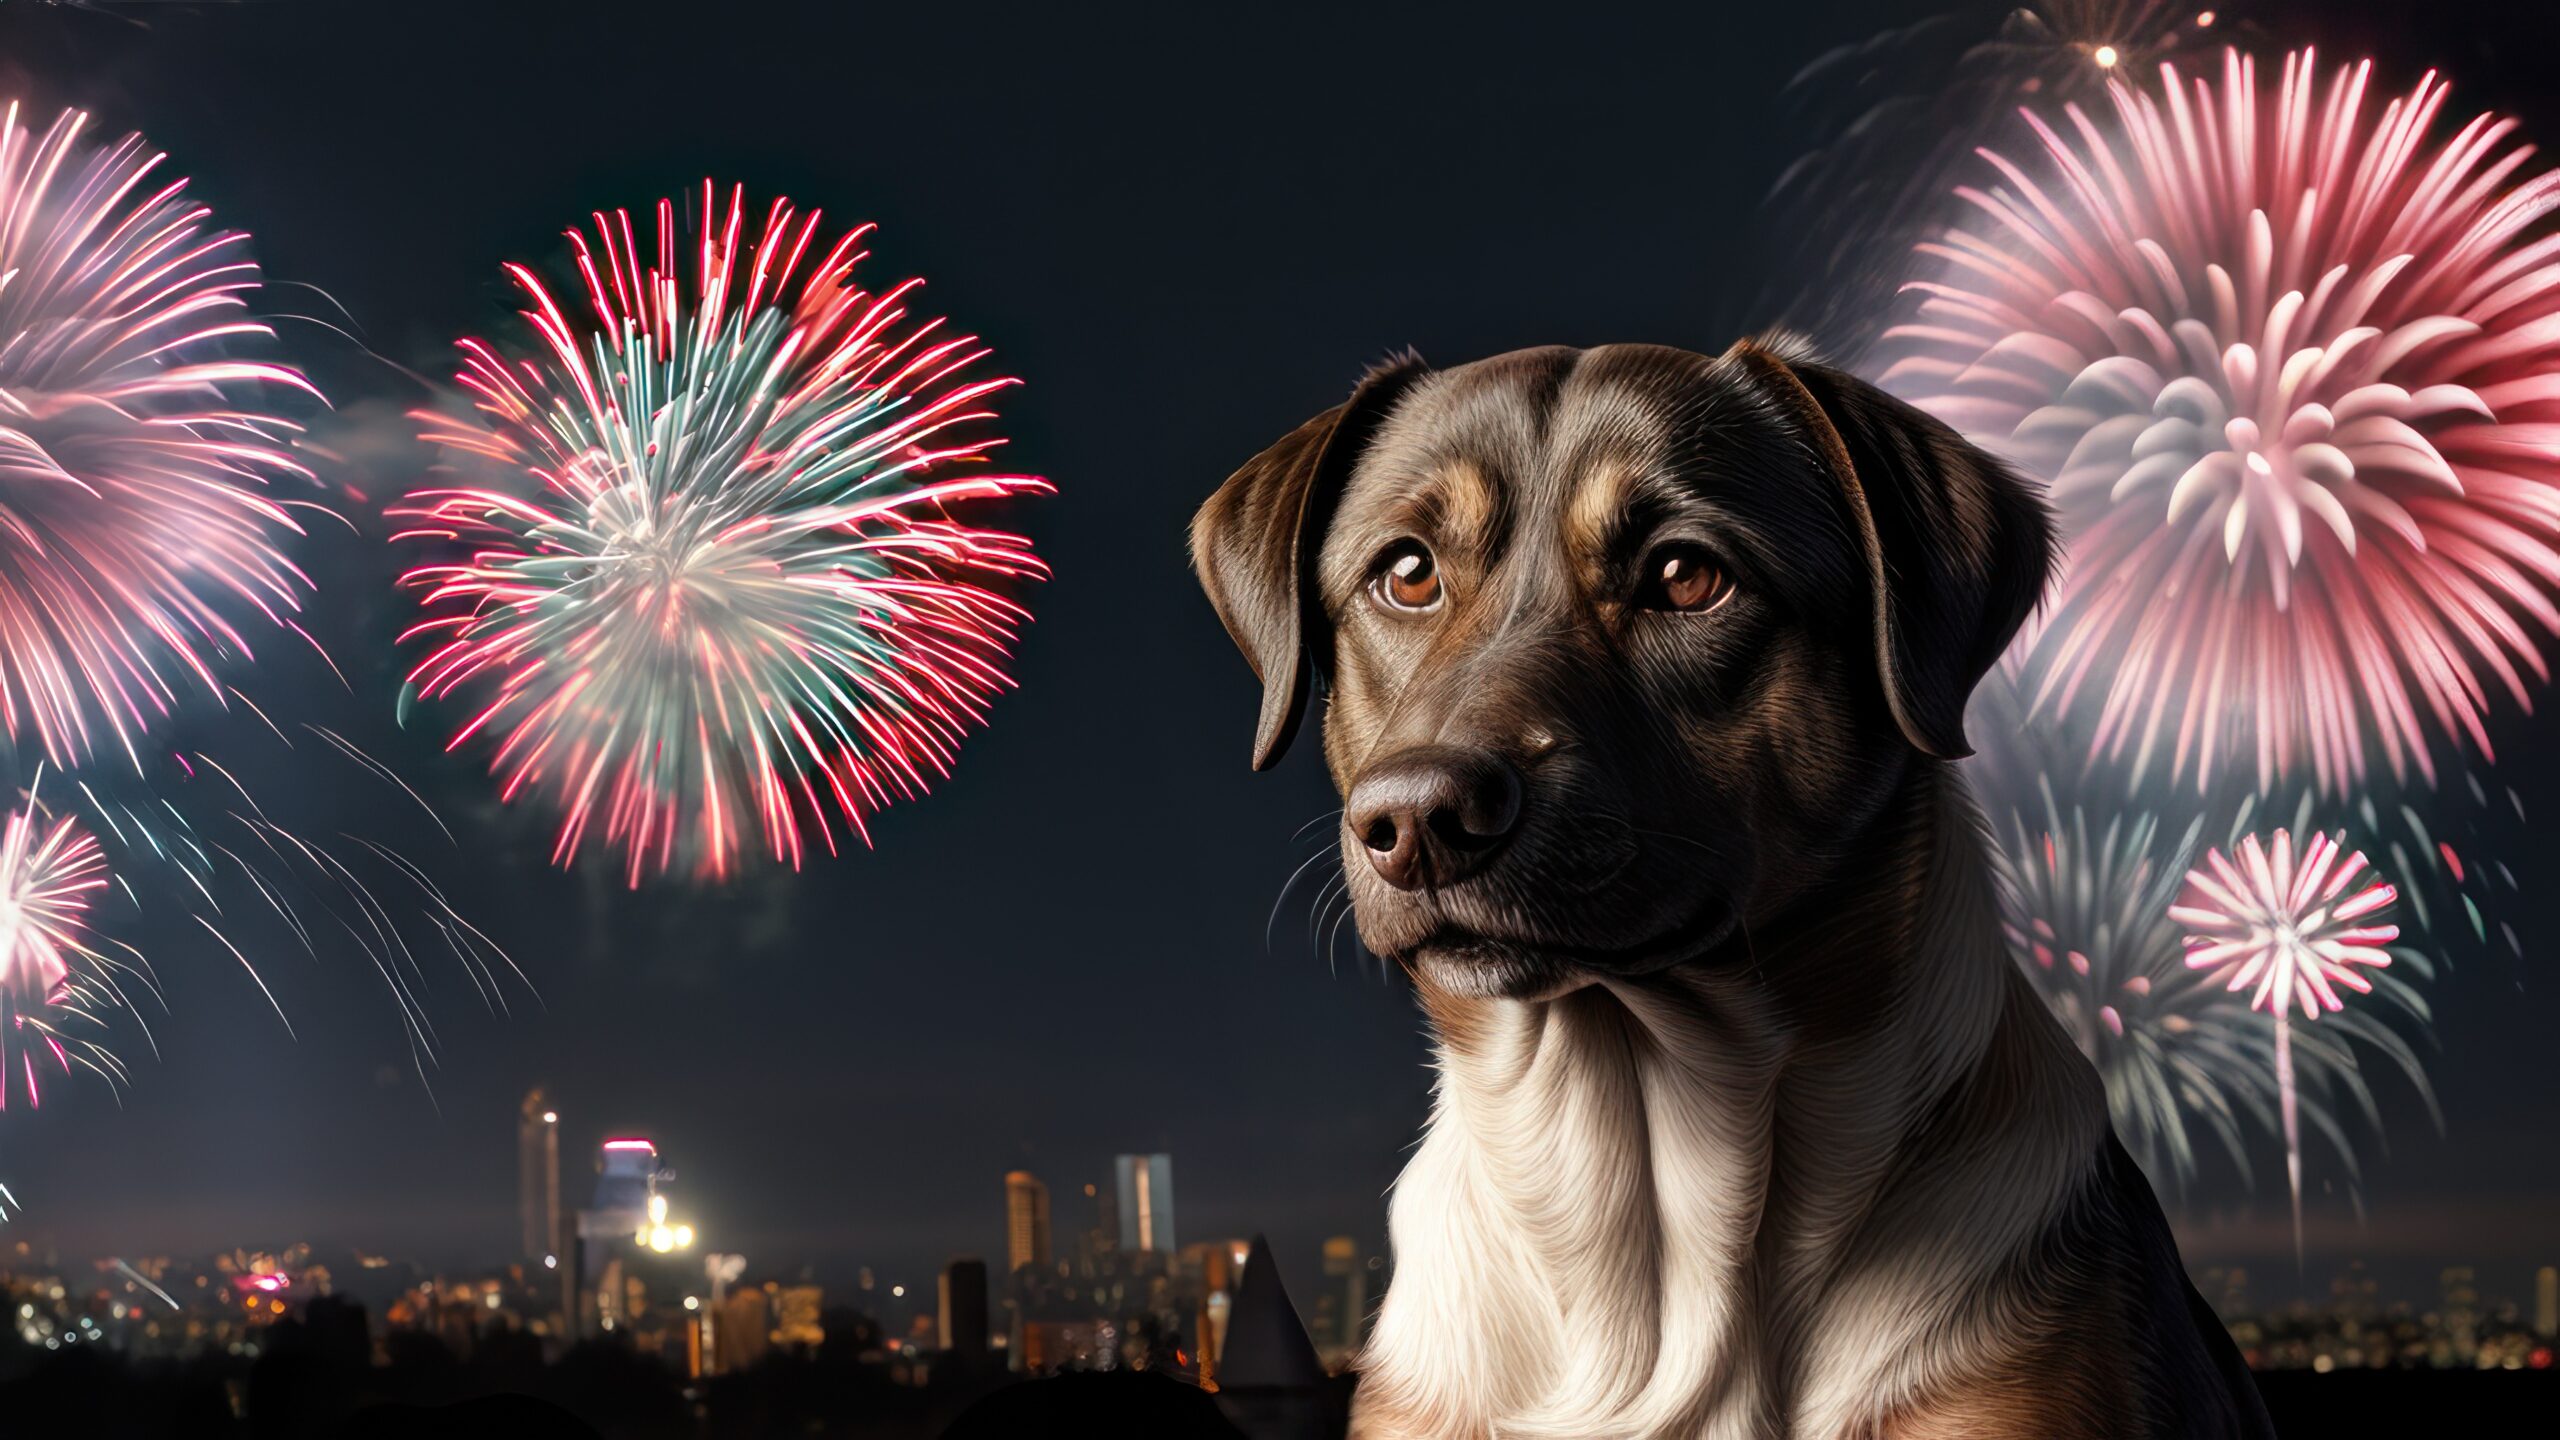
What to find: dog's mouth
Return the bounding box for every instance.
[1395,900,1736,1000]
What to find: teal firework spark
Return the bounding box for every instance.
[396,184,1049,883]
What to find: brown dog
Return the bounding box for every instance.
[1192,340,2274,1439]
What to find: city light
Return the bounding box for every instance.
[637,1193,697,1253]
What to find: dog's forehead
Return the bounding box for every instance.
[1346,344,1745,509]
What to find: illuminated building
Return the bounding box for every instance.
[1181,1236,1251,1382]
[517,1088,560,1265]
[1004,1170,1052,1274]
[939,1257,989,1360]
[2537,1266,2558,1341]
[570,1137,696,1337]
[1310,1235,1369,1367]
[774,1284,825,1348]
[593,1137,659,1218]
[1113,1153,1174,1254]
[715,1286,770,1372]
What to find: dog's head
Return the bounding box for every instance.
[1193,341,2050,1001]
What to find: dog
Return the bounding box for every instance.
[1191,340,2274,1439]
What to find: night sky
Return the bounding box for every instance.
[3,0,2558,1318]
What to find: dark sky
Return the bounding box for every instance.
[2,0,2557,1319]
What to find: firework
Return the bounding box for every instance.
[1996,791,2257,1187]
[0,790,134,1109]
[1760,2,2233,357]
[396,183,1048,884]
[1991,784,2433,1197]
[0,101,320,770]
[2175,828,2399,1019]
[2172,826,2402,1259]
[1881,49,2560,796]
[65,713,524,1091]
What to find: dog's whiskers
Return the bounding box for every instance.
[1267,841,1349,952]
[1291,807,1345,842]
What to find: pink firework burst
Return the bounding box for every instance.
[2171,825,2399,1259]
[0,101,320,769]
[0,796,120,1110]
[0,797,107,1002]
[396,183,1048,884]
[1882,49,2560,794]
[2172,827,2399,1017]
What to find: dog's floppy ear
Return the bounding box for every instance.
[1724,338,2052,759]
[1192,356,1428,770]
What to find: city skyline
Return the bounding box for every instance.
[1,0,2558,1349]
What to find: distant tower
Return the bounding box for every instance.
[2537,1266,2558,1340]
[1311,1235,1369,1367]
[939,1257,990,1359]
[594,1137,660,1216]
[1004,1171,1052,1274]
[517,1088,560,1264]
[1113,1153,1175,1254]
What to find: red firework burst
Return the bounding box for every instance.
[1882,49,2560,794]
[395,184,1048,884]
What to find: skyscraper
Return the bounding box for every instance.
[2536,1265,2557,1341]
[517,1088,560,1264]
[1004,1170,1052,1274]
[1113,1153,1175,1254]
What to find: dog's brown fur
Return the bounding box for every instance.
[1193,341,2273,1438]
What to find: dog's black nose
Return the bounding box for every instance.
[1348,746,1522,891]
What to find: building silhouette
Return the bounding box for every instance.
[1214,1234,1329,1439]
[1004,1171,1052,1274]
[1310,1235,1369,1367]
[1113,1154,1175,1254]
[714,1286,771,1372]
[940,1257,990,1361]
[517,1088,560,1265]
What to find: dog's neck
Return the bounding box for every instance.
[1356,761,2106,1440]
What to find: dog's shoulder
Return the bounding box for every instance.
[1883,1136,2276,1440]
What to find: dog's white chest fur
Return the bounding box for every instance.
[1352,951,2103,1440]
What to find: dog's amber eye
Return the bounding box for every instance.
[1370,541,1443,613]
[1638,543,1730,613]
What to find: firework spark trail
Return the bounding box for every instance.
[396,183,1050,885]
[0,100,322,770]
[11,718,532,1122]
[2173,827,2401,1263]
[1882,48,2560,796]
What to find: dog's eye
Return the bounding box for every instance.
[1637,543,1730,613]
[1369,541,1444,613]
